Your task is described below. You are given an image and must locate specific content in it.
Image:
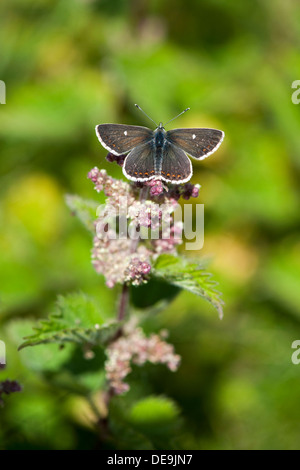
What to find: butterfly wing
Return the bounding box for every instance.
[123,142,156,182]
[166,128,224,160]
[95,124,153,156]
[160,142,192,184]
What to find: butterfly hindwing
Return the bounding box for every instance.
[166,128,224,160]
[160,142,192,184]
[95,124,153,156]
[123,142,156,182]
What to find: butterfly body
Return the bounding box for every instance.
[153,123,165,147]
[96,117,224,184]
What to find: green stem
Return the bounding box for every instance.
[100,184,150,428]
[117,283,129,322]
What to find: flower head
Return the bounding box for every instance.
[105,319,181,394]
[0,379,22,407]
[88,167,195,288]
[105,152,126,167]
[88,166,201,287]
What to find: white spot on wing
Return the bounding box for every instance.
[192,134,196,139]
[124,131,128,135]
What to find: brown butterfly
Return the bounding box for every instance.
[96,105,224,184]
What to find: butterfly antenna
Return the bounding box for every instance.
[164,107,190,127]
[135,104,158,127]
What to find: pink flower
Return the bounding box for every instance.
[146,179,164,197]
[105,319,181,394]
[88,168,188,288]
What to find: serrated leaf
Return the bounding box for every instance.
[152,254,224,318]
[65,194,98,232]
[7,319,75,371]
[18,293,120,350]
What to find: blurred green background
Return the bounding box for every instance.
[1,0,300,450]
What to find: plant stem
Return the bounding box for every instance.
[117,185,149,323]
[117,283,129,322]
[99,184,150,429]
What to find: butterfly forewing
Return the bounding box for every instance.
[160,143,192,184]
[166,128,224,160]
[95,124,153,156]
[123,142,156,182]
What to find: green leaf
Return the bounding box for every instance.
[7,319,75,372]
[18,292,120,350]
[128,395,180,436]
[109,405,155,450]
[130,277,180,310]
[65,194,98,232]
[152,254,224,318]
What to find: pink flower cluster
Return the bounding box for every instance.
[92,218,151,287]
[105,320,181,394]
[124,257,152,285]
[88,167,135,207]
[88,168,192,288]
[145,179,164,197]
